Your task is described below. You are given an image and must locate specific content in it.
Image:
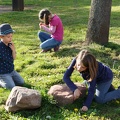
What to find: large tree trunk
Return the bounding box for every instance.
[12,0,24,11]
[85,0,112,45]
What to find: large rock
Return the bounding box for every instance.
[5,86,42,112]
[48,83,87,106]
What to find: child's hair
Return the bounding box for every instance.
[39,9,51,25]
[75,49,98,82]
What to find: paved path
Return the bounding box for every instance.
[0,5,34,14]
[0,5,12,14]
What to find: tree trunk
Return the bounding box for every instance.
[12,0,24,11]
[85,0,112,45]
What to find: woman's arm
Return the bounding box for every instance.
[63,58,78,92]
[40,24,56,34]
[83,80,96,108]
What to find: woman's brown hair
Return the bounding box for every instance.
[39,9,51,25]
[75,50,98,82]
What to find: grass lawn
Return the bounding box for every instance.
[0,0,120,120]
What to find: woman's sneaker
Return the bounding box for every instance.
[54,46,59,52]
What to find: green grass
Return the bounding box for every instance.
[0,0,120,120]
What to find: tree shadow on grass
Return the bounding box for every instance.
[104,42,120,55]
[53,41,88,57]
[54,47,80,57]
[53,41,120,58]
[52,41,120,70]
[88,42,120,68]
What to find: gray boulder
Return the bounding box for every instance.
[48,83,87,106]
[5,86,42,112]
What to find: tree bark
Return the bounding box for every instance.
[12,0,24,11]
[85,0,112,45]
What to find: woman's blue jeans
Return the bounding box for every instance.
[83,80,120,103]
[38,31,62,50]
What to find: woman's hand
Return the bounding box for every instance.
[39,22,43,29]
[73,88,82,100]
[81,106,88,112]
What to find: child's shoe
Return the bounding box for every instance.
[54,46,59,52]
[108,84,115,92]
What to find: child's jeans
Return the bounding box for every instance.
[95,79,120,103]
[38,31,62,50]
[82,80,120,103]
[0,70,24,89]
